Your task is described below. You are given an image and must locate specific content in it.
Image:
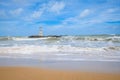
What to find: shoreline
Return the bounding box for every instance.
[0,57,120,80]
[0,66,120,80]
[0,57,120,73]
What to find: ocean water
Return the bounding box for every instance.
[0,35,120,62]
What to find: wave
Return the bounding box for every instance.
[0,35,120,61]
[0,37,12,41]
[0,56,120,62]
[0,45,120,62]
[0,45,120,54]
[12,37,41,41]
[60,36,120,42]
[0,37,51,41]
[0,35,120,42]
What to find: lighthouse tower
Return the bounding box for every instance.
[39,27,43,36]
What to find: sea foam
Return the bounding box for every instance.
[0,35,120,61]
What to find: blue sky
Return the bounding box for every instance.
[0,0,120,36]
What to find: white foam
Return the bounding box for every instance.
[12,37,41,41]
[0,45,119,54]
[0,36,120,61]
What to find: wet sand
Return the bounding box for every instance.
[0,67,120,80]
[0,57,120,80]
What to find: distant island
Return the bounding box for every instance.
[28,27,61,38]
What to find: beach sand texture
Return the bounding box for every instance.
[0,67,120,80]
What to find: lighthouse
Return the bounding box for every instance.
[29,26,61,38]
[39,27,43,36]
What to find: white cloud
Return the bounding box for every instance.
[31,10,43,19]
[88,8,120,24]
[10,8,23,15]
[106,8,119,13]
[25,1,65,21]
[49,1,65,14]
[25,6,45,21]
[107,8,116,13]
[63,7,120,26]
[94,8,119,22]
[79,9,91,18]
[62,9,92,25]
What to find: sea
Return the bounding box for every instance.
[0,35,120,62]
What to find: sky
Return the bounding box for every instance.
[0,0,120,36]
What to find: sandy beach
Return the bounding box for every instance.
[0,67,120,80]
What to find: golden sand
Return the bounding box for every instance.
[0,67,120,80]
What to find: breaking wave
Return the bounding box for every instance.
[0,35,120,61]
[0,35,120,42]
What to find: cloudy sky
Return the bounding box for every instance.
[0,0,120,36]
